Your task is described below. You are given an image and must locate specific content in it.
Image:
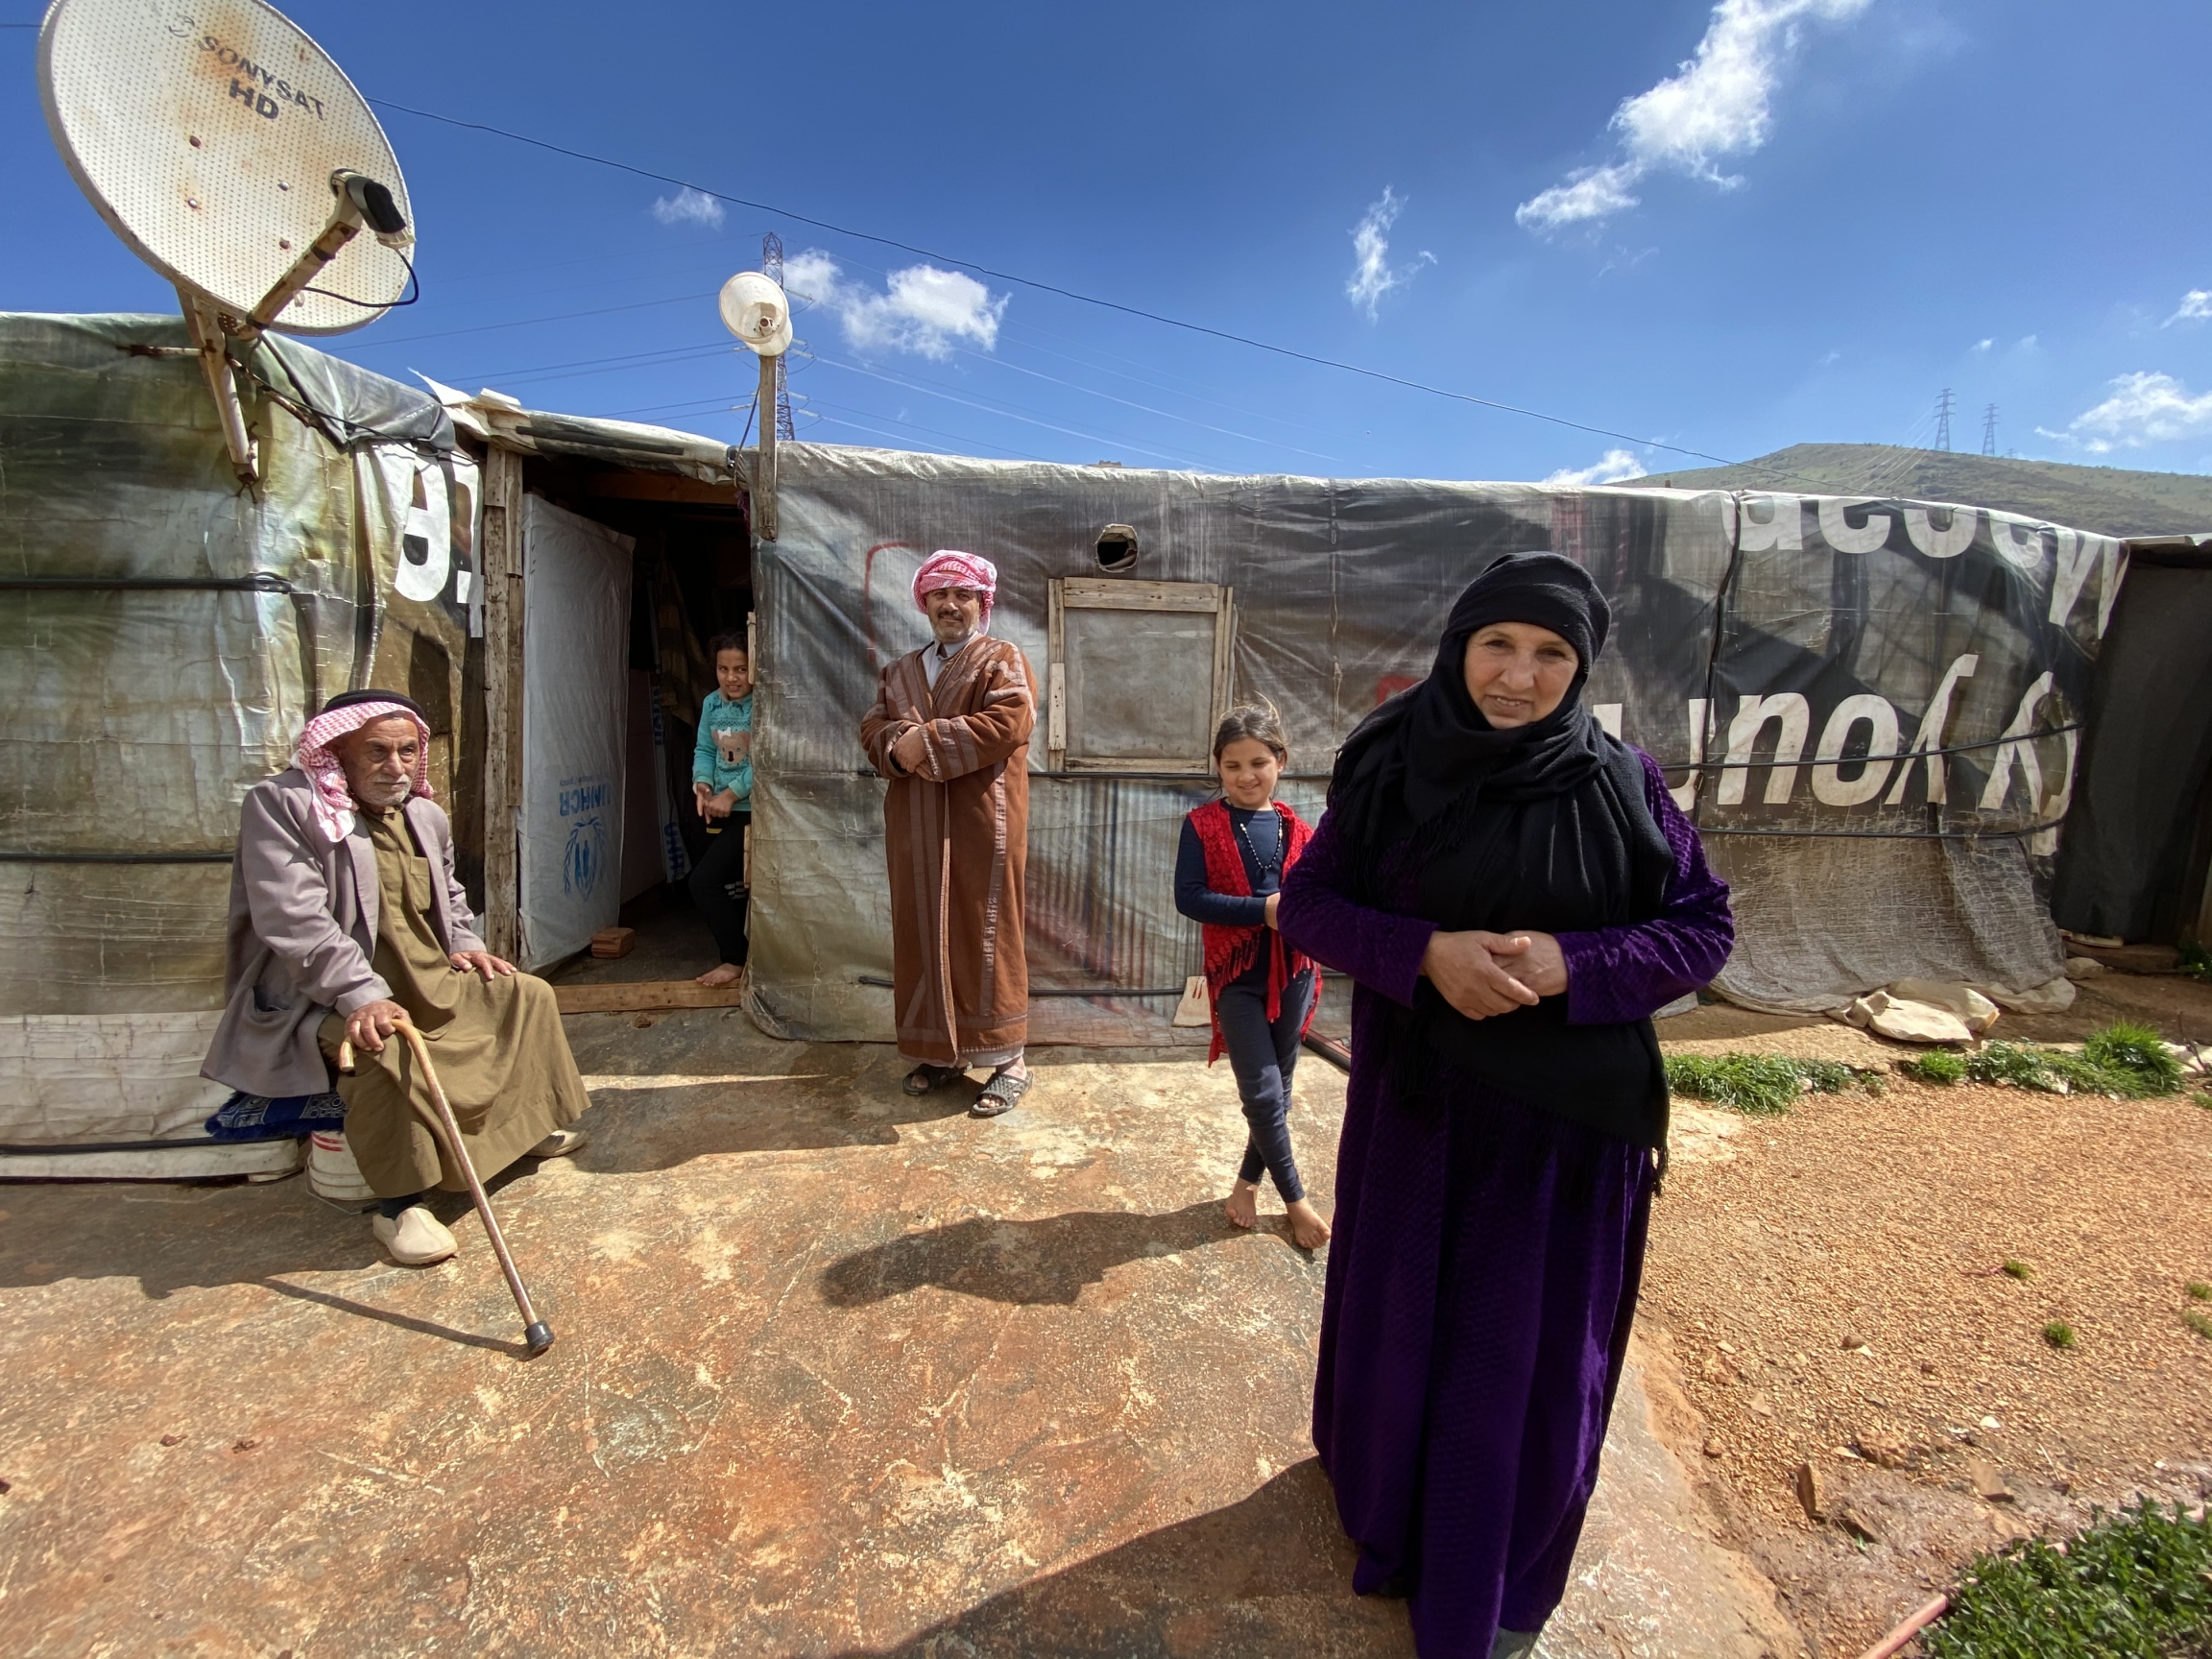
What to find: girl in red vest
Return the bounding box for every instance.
[1175,707,1328,1248]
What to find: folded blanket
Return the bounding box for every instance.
[205,1090,347,1142]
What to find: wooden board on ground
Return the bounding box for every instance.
[553,980,747,1014]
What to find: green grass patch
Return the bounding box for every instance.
[1905,1050,1967,1085]
[1926,1023,2189,1100]
[2179,942,2212,983]
[2042,1320,2077,1350]
[2187,1282,2212,1302]
[2003,1260,2032,1281]
[1922,1500,2212,1658]
[1663,1052,1879,1115]
[2187,1310,2212,1342]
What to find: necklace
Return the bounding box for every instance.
[1232,806,1282,880]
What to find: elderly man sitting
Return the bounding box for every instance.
[202,690,590,1265]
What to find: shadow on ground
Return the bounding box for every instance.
[819,1202,1262,1308]
[823,1457,1411,1659]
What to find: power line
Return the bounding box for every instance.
[365,95,1743,468]
[1934,387,1955,453]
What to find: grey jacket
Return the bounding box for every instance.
[201,767,486,1099]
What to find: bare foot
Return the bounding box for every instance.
[1286,1199,1333,1250]
[1225,1180,1259,1230]
[695,962,742,988]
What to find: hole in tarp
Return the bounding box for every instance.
[1095,524,1139,572]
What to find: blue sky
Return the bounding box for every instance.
[7,0,2210,483]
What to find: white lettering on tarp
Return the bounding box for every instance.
[1810,693,1903,806]
[1670,698,1709,812]
[1737,493,1802,552]
[394,462,450,603]
[1904,505,1979,560]
[2048,528,2127,639]
[1978,670,2056,815]
[1816,498,1893,556]
[1885,653,1979,806]
[1719,693,1810,805]
[1988,513,2047,571]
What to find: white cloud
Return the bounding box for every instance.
[649,187,725,229]
[1973,338,1993,352]
[784,251,1007,359]
[1544,447,1649,486]
[1517,0,1872,232]
[1345,187,1436,321]
[2164,289,2212,326]
[2037,371,2212,454]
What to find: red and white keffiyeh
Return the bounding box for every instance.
[911,549,999,635]
[292,700,434,843]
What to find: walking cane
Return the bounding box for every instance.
[339,1014,555,1356]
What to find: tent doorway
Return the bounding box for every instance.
[481,453,753,987]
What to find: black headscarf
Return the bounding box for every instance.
[1325,552,1678,1147]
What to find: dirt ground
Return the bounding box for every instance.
[1643,973,2212,1657]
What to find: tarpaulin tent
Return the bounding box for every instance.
[0,313,740,1176]
[744,445,2121,1038]
[2051,534,2212,946]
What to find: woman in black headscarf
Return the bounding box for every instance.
[1276,553,1733,1659]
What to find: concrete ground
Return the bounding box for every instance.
[0,1005,1800,1659]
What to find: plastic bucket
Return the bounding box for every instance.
[307,1129,377,1210]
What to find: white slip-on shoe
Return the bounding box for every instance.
[529,1127,589,1159]
[373,1204,458,1266]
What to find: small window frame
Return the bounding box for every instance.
[1046,576,1236,774]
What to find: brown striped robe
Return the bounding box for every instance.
[859,637,1037,1066]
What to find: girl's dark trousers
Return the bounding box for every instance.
[1219,965,1316,1203]
[688,809,751,966]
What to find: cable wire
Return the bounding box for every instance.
[366,96,1743,468]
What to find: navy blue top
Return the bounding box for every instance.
[1177,805,1286,989]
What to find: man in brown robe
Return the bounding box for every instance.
[202,690,590,1265]
[859,550,1037,1116]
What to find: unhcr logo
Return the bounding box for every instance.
[557,775,612,900]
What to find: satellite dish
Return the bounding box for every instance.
[719,271,792,357]
[39,0,415,337]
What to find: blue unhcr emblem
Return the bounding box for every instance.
[565,813,608,899]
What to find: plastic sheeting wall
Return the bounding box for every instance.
[517,496,631,970]
[745,445,2121,1041]
[0,313,478,1143]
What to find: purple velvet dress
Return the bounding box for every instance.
[1276,751,1732,1658]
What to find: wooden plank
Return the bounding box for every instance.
[752,352,779,541]
[1046,578,1066,769]
[1061,756,1211,775]
[1211,586,1237,735]
[583,472,742,506]
[554,980,750,1014]
[1061,577,1219,613]
[480,445,524,961]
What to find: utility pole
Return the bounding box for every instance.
[1934,387,1955,452]
[761,232,795,443]
[1982,403,1999,458]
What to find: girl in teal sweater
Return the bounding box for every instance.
[690,635,754,987]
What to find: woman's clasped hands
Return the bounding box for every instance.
[1420,928,1568,1020]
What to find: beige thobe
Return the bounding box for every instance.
[320,809,587,1197]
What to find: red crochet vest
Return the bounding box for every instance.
[1190,798,1319,1065]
